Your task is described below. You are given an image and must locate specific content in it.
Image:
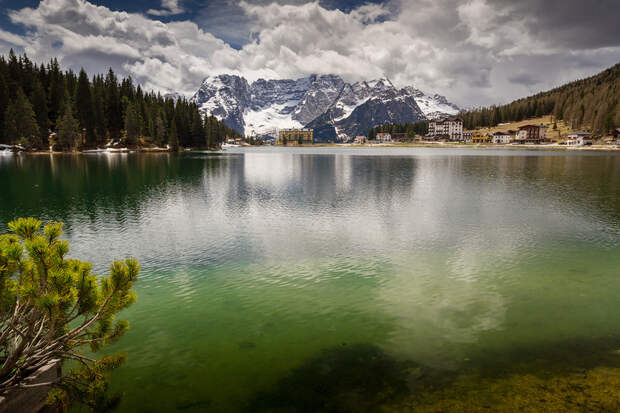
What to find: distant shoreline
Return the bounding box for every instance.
[3,143,620,155]
[291,142,620,152]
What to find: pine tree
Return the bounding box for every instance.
[204,115,213,148]
[190,110,204,148]
[206,115,219,146]
[6,49,20,98]
[155,114,166,147]
[105,68,122,141]
[4,88,39,147]
[123,99,140,146]
[146,112,155,142]
[54,99,80,151]
[47,58,65,130]
[0,73,8,144]
[92,75,106,145]
[30,77,49,146]
[168,118,179,151]
[0,218,140,410]
[75,69,96,146]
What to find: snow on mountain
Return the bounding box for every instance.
[243,77,313,136]
[330,78,395,122]
[192,74,249,133]
[292,75,345,125]
[307,86,427,141]
[404,86,460,119]
[244,104,304,137]
[191,74,460,140]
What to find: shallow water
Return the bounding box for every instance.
[1,147,620,411]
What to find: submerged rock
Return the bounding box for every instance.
[246,343,417,412]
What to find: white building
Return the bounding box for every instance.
[515,125,547,144]
[354,136,367,144]
[492,132,513,144]
[566,131,592,146]
[376,133,392,142]
[428,117,463,141]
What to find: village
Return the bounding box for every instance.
[219,119,620,148]
[350,117,620,147]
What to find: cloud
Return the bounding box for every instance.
[508,72,540,87]
[493,0,620,50]
[147,0,185,17]
[2,0,620,107]
[0,28,30,48]
[7,0,239,94]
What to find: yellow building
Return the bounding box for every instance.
[278,129,314,145]
[472,132,490,144]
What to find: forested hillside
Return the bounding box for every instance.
[368,120,428,139]
[460,63,620,134]
[0,50,241,151]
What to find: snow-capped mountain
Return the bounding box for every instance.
[292,74,345,125]
[191,74,459,141]
[304,79,427,141]
[191,74,250,133]
[404,87,461,120]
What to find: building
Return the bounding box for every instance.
[472,132,489,144]
[428,117,463,141]
[391,133,408,142]
[515,125,547,144]
[226,138,244,145]
[376,133,392,143]
[278,128,313,145]
[566,131,592,146]
[354,136,367,144]
[492,131,513,144]
[463,131,474,143]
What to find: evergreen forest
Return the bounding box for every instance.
[460,63,620,133]
[0,50,241,151]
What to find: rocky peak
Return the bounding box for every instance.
[191,73,460,141]
[292,74,346,124]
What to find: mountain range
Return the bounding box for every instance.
[191,74,459,141]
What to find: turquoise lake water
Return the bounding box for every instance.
[1,147,619,411]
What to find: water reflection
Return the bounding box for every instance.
[1,148,620,411]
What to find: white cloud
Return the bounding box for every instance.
[7,0,239,95]
[2,0,619,107]
[0,28,30,47]
[147,0,185,17]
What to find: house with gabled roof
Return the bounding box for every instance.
[515,125,547,144]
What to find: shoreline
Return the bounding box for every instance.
[319,142,620,151]
[0,147,214,155]
[3,143,620,155]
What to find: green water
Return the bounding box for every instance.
[1,147,620,411]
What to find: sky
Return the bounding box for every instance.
[0,0,619,107]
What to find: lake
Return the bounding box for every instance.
[1,147,620,411]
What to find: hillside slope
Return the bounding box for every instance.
[461,63,620,134]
